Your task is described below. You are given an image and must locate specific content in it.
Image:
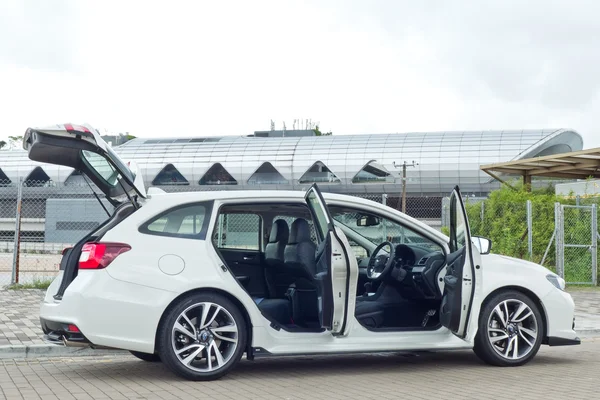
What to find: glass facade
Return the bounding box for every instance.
[248,162,289,185]
[152,164,189,186]
[199,163,237,185]
[5,129,584,196]
[299,161,341,184]
[24,167,51,187]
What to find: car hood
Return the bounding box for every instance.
[482,253,555,276]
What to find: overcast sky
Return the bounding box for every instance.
[1,0,599,147]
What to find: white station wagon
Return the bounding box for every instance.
[25,124,580,381]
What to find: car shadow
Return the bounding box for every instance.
[100,349,581,383]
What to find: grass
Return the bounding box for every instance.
[6,278,53,290]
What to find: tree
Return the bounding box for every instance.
[313,125,332,136]
[0,140,6,150]
[8,135,23,149]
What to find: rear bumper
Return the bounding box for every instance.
[546,336,581,346]
[40,318,92,346]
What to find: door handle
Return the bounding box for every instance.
[243,256,255,261]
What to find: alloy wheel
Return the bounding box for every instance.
[171,302,239,373]
[487,299,538,361]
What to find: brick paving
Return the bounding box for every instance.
[0,338,598,399]
[0,291,45,347]
[1,289,600,348]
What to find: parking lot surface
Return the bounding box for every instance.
[0,338,597,400]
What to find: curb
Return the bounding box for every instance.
[0,344,126,359]
[576,329,600,337]
[2,329,600,360]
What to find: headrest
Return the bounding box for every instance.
[289,218,312,244]
[269,219,289,243]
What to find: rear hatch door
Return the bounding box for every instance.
[23,123,146,205]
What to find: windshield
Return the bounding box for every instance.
[329,207,441,252]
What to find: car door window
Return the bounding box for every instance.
[450,196,467,252]
[213,213,261,250]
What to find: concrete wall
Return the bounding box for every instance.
[44,199,113,243]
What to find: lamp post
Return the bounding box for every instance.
[393,161,418,214]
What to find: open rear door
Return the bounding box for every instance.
[23,123,145,206]
[304,184,352,336]
[440,186,478,338]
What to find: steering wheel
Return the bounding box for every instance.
[366,241,396,282]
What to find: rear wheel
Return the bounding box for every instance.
[130,351,161,362]
[474,290,543,367]
[158,292,247,381]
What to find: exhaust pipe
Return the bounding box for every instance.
[61,336,115,350]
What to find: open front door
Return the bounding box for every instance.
[304,184,352,336]
[440,186,478,338]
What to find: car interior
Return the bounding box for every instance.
[212,202,447,333]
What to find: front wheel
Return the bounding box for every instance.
[473,290,544,367]
[158,292,247,381]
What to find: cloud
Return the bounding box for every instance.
[0,0,80,72]
[0,0,599,148]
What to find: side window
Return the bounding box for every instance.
[213,213,261,250]
[306,190,330,241]
[140,202,212,239]
[450,193,467,252]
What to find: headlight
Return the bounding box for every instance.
[546,274,566,291]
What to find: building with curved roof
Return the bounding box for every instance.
[0,128,584,196]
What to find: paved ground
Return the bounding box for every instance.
[2,289,600,349]
[0,338,598,399]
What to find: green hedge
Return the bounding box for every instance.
[444,182,600,283]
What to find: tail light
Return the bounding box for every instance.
[79,242,131,270]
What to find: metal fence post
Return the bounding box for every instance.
[381,193,387,207]
[592,204,597,286]
[527,200,533,261]
[555,202,564,278]
[480,201,485,225]
[11,178,23,285]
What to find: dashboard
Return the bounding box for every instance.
[393,245,446,300]
[356,242,447,300]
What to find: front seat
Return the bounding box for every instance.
[284,218,319,325]
[264,219,291,298]
[284,218,317,281]
[354,300,385,328]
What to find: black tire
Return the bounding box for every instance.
[130,351,161,362]
[474,290,544,367]
[158,292,247,381]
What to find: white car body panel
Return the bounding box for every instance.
[39,190,578,356]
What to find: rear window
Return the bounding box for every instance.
[139,202,213,239]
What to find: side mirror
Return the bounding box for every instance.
[472,236,492,255]
[356,215,380,227]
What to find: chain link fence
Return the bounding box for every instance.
[442,195,600,285]
[3,176,599,287]
[0,181,444,287]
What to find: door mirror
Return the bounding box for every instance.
[472,236,492,255]
[356,215,380,227]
